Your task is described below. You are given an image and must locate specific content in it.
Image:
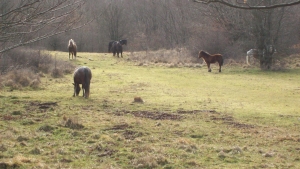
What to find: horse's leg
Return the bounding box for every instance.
[219,63,222,72]
[73,83,76,97]
[82,84,85,97]
[207,63,211,72]
[246,55,250,65]
[69,52,71,60]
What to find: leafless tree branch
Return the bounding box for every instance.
[0,0,87,53]
[193,0,300,9]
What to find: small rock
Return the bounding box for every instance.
[17,136,29,142]
[263,152,274,157]
[218,150,226,158]
[155,122,161,126]
[232,146,243,154]
[0,145,7,152]
[30,147,41,155]
[133,97,144,103]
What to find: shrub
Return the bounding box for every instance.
[0,48,76,90]
[0,48,53,74]
[1,69,41,90]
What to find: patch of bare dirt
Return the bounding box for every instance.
[114,109,220,121]
[210,115,255,129]
[89,143,117,157]
[105,123,144,140]
[26,101,58,112]
[123,129,144,140]
[117,110,183,120]
[105,123,132,130]
[177,109,218,114]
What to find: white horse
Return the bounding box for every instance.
[246,49,260,65]
[247,46,276,65]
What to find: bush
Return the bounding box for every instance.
[0,48,75,90]
[0,48,53,74]
[1,69,41,90]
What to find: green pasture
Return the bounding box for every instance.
[0,51,300,168]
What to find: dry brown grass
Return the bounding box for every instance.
[1,68,41,89]
[61,116,84,129]
[0,155,43,169]
[131,154,168,169]
[0,48,75,90]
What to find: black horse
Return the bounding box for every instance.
[108,39,127,53]
[111,41,123,58]
[119,39,127,45]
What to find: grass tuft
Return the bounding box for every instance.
[62,117,84,129]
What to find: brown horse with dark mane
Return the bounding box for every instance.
[68,39,77,60]
[198,50,223,72]
[73,66,92,98]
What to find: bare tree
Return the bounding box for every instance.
[101,0,127,41]
[0,0,88,53]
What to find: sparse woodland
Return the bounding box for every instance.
[1,0,300,55]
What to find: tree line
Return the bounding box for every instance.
[1,0,300,67]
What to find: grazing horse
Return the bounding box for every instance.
[198,50,223,72]
[73,66,92,98]
[111,41,123,58]
[68,39,77,60]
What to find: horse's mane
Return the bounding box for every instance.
[68,39,76,47]
[199,50,211,57]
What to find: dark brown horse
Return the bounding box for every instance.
[68,39,77,60]
[73,66,92,98]
[198,50,223,72]
[111,41,123,58]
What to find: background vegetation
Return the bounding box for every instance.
[1,1,299,57]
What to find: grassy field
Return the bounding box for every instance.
[1,51,300,168]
